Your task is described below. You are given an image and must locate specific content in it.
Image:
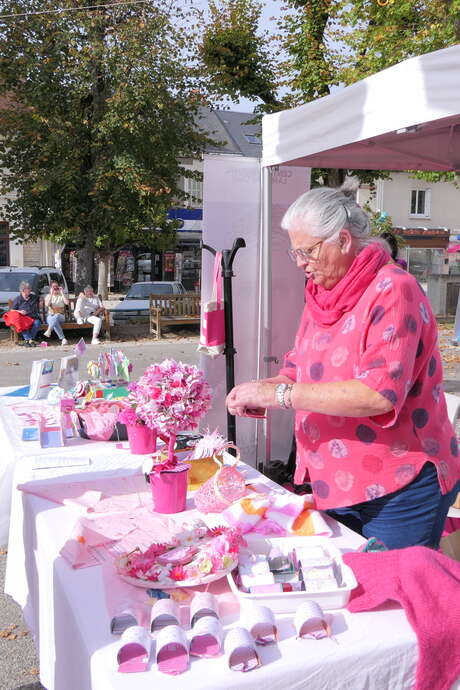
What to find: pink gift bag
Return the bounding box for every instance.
[198,251,225,358]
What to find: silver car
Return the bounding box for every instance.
[110,281,186,323]
[0,266,68,320]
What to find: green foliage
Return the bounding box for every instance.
[199,0,460,186]
[199,0,280,110]
[0,0,211,284]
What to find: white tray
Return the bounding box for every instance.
[227,535,357,613]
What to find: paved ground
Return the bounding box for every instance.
[1,319,460,689]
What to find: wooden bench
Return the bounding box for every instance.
[7,296,111,343]
[149,293,200,340]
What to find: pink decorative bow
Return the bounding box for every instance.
[151,457,179,475]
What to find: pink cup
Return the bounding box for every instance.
[126,424,157,455]
[150,465,189,513]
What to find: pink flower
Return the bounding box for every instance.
[169,565,188,581]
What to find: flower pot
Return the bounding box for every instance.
[126,424,156,455]
[150,465,189,513]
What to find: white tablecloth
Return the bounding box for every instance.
[0,390,144,544]
[2,392,457,690]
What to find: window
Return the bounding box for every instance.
[410,189,431,218]
[50,272,64,286]
[37,273,49,294]
[184,176,203,207]
[0,222,9,266]
[244,133,261,144]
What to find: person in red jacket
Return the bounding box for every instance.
[11,281,42,347]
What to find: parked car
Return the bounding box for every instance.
[0,266,68,321]
[110,281,186,323]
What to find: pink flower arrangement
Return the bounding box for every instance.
[123,359,212,435]
[117,360,211,441]
[116,522,245,586]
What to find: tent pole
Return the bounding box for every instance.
[201,238,246,449]
[256,165,273,473]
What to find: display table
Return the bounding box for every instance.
[2,391,459,690]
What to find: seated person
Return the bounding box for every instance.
[74,285,104,345]
[11,281,42,347]
[44,281,70,345]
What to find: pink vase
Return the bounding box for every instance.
[126,424,156,455]
[149,465,189,513]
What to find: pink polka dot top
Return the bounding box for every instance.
[280,255,460,510]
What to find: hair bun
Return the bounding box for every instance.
[340,175,360,199]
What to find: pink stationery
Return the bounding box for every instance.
[117,626,151,673]
[190,591,219,627]
[294,600,330,639]
[150,599,180,632]
[225,627,260,672]
[190,616,223,657]
[155,625,189,675]
[241,603,278,645]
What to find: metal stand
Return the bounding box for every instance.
[201,237,246,447]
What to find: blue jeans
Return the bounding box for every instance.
[22,318,41,341]
[47,313,65,340]
[327,462,460,550]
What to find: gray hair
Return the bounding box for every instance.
[84,285,93,292]
[281,178,375,250]
[19,281,31,292]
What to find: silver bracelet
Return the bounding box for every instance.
[275,383,293,409]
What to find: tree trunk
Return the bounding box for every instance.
[75,237,94,296]
[97,253,110,299]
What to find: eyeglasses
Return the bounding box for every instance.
[287,239,324,263]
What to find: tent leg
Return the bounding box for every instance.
[257,165,273,473]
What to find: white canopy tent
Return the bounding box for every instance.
[262,43,460,172]
[202,45,460,471]
[252,44,460,468]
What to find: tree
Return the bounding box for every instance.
[0,0,210,294]
[199,0,460,187]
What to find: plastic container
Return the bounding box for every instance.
[227,535,358,613]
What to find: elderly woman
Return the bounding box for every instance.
[226,182,460,549]
[43,281,70,345]
[74,285,104,345]
[11,281,42,347]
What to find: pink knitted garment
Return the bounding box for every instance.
[343,547,460,690]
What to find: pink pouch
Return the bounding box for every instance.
[198,251,225,357]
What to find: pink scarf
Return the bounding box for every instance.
[305,243,390,326]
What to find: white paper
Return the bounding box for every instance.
[225,627,260,671]
[241,603,277,644]
[32,455,91,470]
[190,592,219,627]
[294,601,327,638]
[150,599,180,630]
[119,625,151,652]
[190,615,223,652]
[155,625,189,659]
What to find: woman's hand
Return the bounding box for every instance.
[226,380,276,417]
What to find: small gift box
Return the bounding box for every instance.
[225,627,261,672]
[294,600,331,639]
[241,603,278,646]
[155,625,189,675]
[190,616,224,657]
[117,625,151,673]
[190,592,219,627]
[150,599,180,632]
